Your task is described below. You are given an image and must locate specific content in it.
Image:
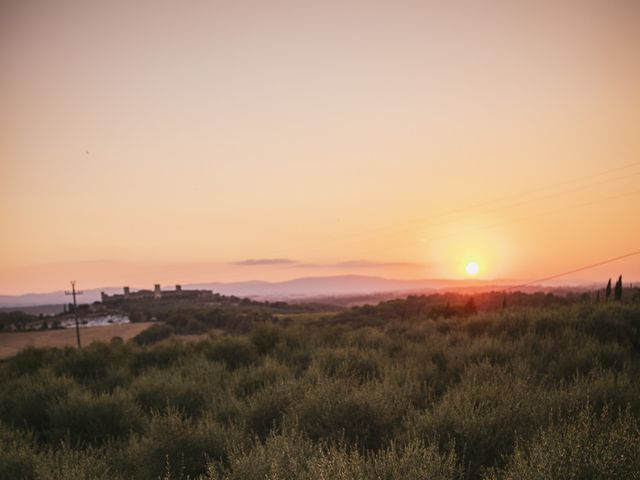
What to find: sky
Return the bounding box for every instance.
[1,0,639,294]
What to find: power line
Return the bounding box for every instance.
[255,160,640,261]
[311,170,640,261]
[348,186,640,259]
[507,249,640,290]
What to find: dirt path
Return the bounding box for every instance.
[0,322,154,359]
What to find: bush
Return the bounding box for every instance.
[131,369,212,417]
[294,378,407,451]
[49,388,145,446]
[34,445,116,480]
[249,325,283,355]
[406,362,546,474]
[213,427,313,480]
[130,339,189,373]
[232,359,291,398]
[5,347,60,377]
[0,424,36,480]
[0,371,76,439]
[134,323,175,345]
[124,410,237,479]
[53,342,132,391]
[486,406,640,480]
[308,441,463,480]
[165,313,207,334]
[214,431,462,480]
[243,379,301,438]
[314,347,381,381]
[196,337,259,370]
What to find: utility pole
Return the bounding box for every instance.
[65,281,84,348]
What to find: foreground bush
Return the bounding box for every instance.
[131,369,212,417]
[124,410,239,479]
[485,406,640,480]
[196,337,259,370]
[0,424,35,479]
[49,388,144,446]
[213,429,462,480]
[0,423,116,480]
[294,378,408,450]
[0,371,76,440]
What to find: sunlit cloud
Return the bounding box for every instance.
[231,258,297,266]
[295,260,424,269]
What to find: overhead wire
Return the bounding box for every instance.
[506,250,640,290]
[351,186,640,259]
[258,161,640,261]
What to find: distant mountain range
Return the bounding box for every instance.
[0,275,522,309]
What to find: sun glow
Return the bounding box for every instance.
[465,262,479,276]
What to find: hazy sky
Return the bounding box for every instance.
[1,0,639,294]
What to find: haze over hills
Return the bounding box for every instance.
[0,274,528,308]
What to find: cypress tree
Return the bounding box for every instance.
[606,278,612,301]
[614,275,623,301]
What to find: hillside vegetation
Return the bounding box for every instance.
[1,300,639,479]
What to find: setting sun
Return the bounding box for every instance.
[465,262,479,276]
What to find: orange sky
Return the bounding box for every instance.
[1,0,639,294]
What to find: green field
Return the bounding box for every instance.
[274,311,337,322]
[1,299,639,479]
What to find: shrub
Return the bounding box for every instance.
[130,339,189,373]
[0,423,36,480]
[53,342,132,391]
[314,347,381,381]
[243,379,301,438]
[124,410,236,479]
[0,371,76,439]
[308,441,463,480]
[34,445,116,480]
[196,337,259,370]
[486,406,640,480]
[540,367,640,419]
[213,427,313,480]
[249,325,283,355]
[49,388,145,446]
[134,323,175,345]
[274,345,312,374]
[373,441,463,480]
[232,359,291,398]
[212,432,462,480]
[165,313,207,334]
[5,346,60,377]
[407,363,545,475]
[131,369,212,417]
[294,378,407,450]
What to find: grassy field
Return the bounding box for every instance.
[0,301,639,479]
[0,323,154,359]
[274,311,337,322]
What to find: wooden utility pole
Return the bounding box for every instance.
[65,281,84,348]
